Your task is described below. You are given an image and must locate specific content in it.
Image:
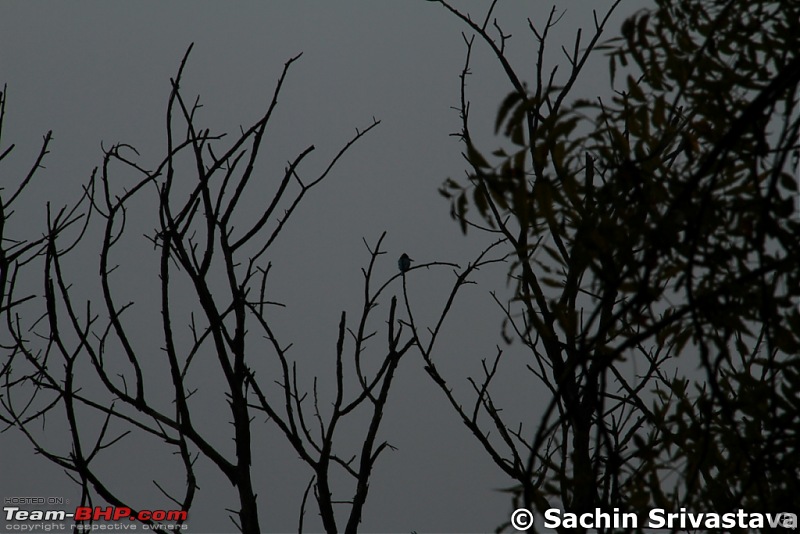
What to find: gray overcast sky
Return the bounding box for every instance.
[1,2,633,532]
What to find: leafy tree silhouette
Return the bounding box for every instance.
[423,0,800,531]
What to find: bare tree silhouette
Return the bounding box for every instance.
[0,46,447,534]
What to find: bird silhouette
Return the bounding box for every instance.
[398,253,413,273]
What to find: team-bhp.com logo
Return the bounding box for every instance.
[510,508,797,531]
[5,505,187,523]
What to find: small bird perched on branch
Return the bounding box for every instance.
[398,253,413,273]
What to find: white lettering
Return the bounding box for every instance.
[748,513,764,529]
[542,508,637,528]
[649,508,666,528]
[721,512,736,528]
[543,509,560,528]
